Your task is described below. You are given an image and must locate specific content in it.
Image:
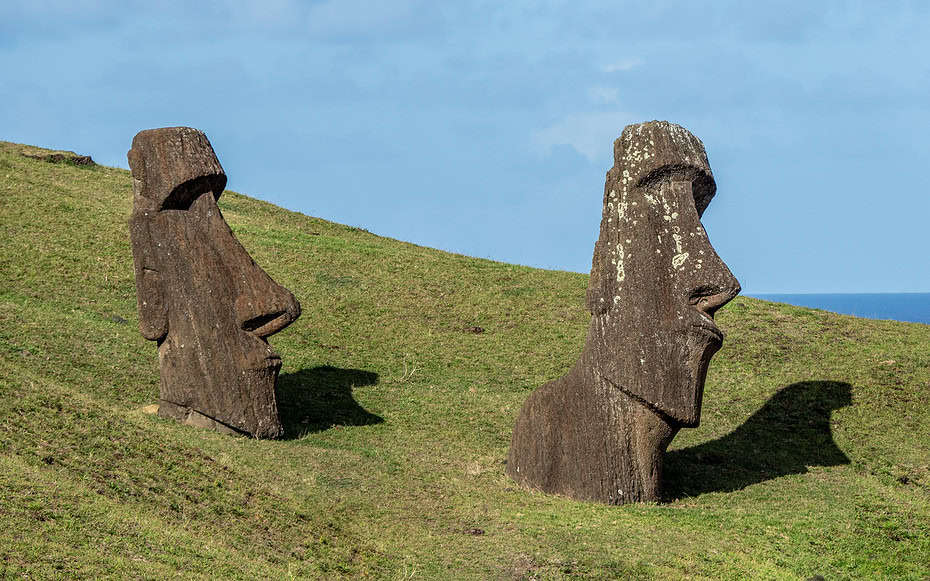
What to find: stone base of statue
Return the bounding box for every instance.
[507,354,679,504]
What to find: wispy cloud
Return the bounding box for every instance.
[602,58,642,73]
[531,111,636,162]
[588,86,619,105]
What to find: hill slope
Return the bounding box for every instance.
[0,141,927,579]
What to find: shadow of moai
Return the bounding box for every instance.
[276,366,382,438]
[664,380,852,500]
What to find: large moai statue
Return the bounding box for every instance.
[128,127,300,438]
[507,121,740,504]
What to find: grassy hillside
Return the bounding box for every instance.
[0,140,927,579]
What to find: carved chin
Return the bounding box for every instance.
[678,332,721,428]
[586,315,723,428]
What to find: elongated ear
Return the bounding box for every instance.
[586,238,611,314]
[586,167,621,315]
[129,214,168,341]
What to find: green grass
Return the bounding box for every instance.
[0,139,928,579]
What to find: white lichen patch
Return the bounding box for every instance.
[615,243,626,284]
[659,191,679,223]
[611,185,629,289]
[617,195,629,222]
[671,230,689,269]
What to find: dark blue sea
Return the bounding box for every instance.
[748,293,930,325]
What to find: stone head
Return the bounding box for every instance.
[128,127,300,437]
[584,121,740,427]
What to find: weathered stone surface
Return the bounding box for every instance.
[507,121,740,504]
[128,127,300,438]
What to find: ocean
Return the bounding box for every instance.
[747,293,930,325]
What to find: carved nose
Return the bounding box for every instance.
[687,252,740,319]
[235,271,301,338]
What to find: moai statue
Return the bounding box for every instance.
[128,127,300,438]
[507,121,740,503]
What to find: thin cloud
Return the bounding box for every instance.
[588,86,619,105]
[532,111,637,162]
[602,58,642,73]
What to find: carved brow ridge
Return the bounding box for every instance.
[161,175,225,211]
[636,164,716,214]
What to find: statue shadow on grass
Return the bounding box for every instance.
[276,366,382,439]
[663,380,852,501]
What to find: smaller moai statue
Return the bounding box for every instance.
[128,127,300,438]
[507,121,740,503]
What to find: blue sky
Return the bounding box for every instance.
[3,1,929,293]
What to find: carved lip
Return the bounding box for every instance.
[243,355,282,375]
[255,341,282,368]
[690,315,724,342]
